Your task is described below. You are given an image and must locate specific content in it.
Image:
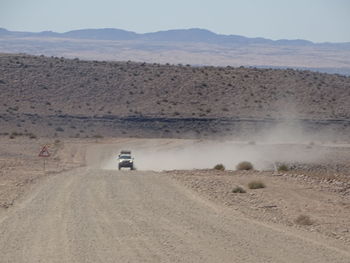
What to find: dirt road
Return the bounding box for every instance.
[0,168,349,263]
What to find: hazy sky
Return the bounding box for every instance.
[1,0,349,42]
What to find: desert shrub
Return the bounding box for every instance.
[93,134,103,139]
[214,164,225,171]
[28,133,37,139]
[306,141,315,149]
[248,180,265,189]
[294,215,313,226]
[278,164,289,172]
[232,186,246,193]
[11,131,22,136]
[236,161,253,171]
[55,127,64,132]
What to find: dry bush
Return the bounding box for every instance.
[278,164,289,172]
[306,141,315,149]
[214,164,225,171]
[55,127,64,132]
[294,215,313,226]
[236,161,253,171]
[248,180,265,189]
[28,133,37,139]
[232,186,246,193]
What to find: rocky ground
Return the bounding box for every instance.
[170,168,350,244]
[1,54,350,139]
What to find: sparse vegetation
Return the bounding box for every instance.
[0,54,349,137]
[294,215,313,226]
[248,181,265,189]
[55,127,64,132]
[28,133,37,139]
[232,186,246,193]
[7,131,37,139]
[278,164,289,172]
[214,164,225,171]
[236,161,254,171]
[307,141,316,149]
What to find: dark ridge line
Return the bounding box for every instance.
[16,113,350,124]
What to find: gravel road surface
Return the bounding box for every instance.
[0,168,349,262]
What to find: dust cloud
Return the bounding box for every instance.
[85,127,330,171]
[83,98,345,172]
[132,142,327,171]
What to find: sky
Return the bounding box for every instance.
[0,0,349,43]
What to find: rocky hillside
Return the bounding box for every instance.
[0,53,349,138]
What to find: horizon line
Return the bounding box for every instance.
[2,26,350,44]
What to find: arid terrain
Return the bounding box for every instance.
[1,50,350,261]
[1,53,350,140]
[0,137,350,262]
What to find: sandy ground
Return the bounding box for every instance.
[0,168,349,263]
[0,137,86,208]
[170,170,350,244]
[0,137,349,262]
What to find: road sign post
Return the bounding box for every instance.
[38,145,51,171]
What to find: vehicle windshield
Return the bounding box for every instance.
[119,155,131,159]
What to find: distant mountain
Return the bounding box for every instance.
[61,28,138,40]
[141,28,275,45]
[143,28,221,42]
[0,28,9,35]
[1,27,350,75]
[1,27,346,46]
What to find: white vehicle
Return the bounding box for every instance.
[118,150,134,170]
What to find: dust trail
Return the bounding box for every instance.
[85,138,330,171]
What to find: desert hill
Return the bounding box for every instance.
[0,53,349,138]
